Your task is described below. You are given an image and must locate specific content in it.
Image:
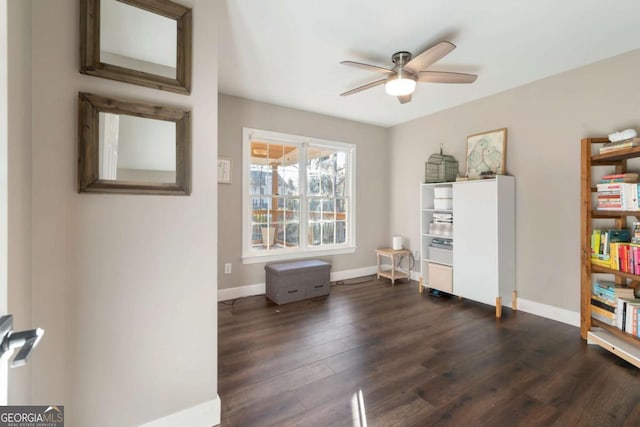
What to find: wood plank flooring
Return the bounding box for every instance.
[218,277,640,427]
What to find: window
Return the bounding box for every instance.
[242,128,356,263]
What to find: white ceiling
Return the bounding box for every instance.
[218,0,640,127]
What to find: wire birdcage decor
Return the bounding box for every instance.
[425,146,458,183]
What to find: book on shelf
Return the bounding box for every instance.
[615,298,640,333]
[591,230,631,268]
[603,173,640,180]
[596,279,635,296]
[591,293,617,307]
[591,304,616,320]
[596,183,623,191]
[592,281,635,307]
[600,177,639,183]
[596,182,640,210]
[591,298,616,313]
[591,257,612,268]
[599,138,640,153]
[592,310,616,326]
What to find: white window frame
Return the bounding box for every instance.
[242,128,356,264]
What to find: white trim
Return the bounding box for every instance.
[138,395,221,427]
[330,265,378,282]
[517,298,580,327]
[218,282,266,301]
[218,265,381,301]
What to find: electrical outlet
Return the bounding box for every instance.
[413,250,420,260]
[224,263,232,274]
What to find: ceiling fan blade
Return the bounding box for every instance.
[404,41,456,73]
[398,94,412,104]
[340,61,393,74]
[418,71,477,84]
[340,78,386,96]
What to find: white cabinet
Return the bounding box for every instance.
[420,176,515,317]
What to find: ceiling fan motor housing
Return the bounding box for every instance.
[391,51,412,67]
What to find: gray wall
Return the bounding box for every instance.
[389,48,640,313]
[30,0,218,425]
[218,94,390,290]
[7,0,32,404]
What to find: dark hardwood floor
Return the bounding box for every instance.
[218,277,640,427]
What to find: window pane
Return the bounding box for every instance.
[250,224,263,246]
[307,173,321,196]
[278,147,299,196]
[309,222,321,246]
[336,151,347,197]
[322,222,334,245]
[284,223,299,247]
[308,199,321,221]
[307,146,348,198]
[251,197,271,223]
[250,163,271,195]
[251,142,300,196]
[276,197,298,221]
[321,174,333,196]
[307,146,336,196]
[336,221,346,244]
[336,198,347,221]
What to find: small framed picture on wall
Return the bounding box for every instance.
[218,157,232,184]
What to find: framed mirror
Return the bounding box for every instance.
[80,0,192,94]
[78,92,191,195]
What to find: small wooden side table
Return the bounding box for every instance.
[376,248,410,285]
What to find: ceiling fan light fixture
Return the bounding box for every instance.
[385,72,417,96]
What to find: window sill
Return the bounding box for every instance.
[241,246,356,265]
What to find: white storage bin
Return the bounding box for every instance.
[429,223,453,236]
[429,247,453,265]
[427,262,453,293]
[434,198,453,210]
[434,187,453,198]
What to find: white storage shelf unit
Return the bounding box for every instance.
[419,176,516,317]
[420,183,454,271]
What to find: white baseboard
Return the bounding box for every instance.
[138,395,221,427]
[218,282,265,301]
[218,265,392,301]
[517,298,580,327]
[330,265,378,282]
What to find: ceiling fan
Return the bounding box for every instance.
[340,41,477,104]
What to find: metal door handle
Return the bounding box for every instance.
[0,315,45,368]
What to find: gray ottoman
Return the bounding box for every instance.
[265,260,331,305]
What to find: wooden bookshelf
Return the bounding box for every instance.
[581,137,640,368]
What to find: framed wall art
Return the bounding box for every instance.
[465,128,507,179]
[218,157,232,184]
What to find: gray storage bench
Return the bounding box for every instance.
[265,260,331,305]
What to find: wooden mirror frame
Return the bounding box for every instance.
[78,92,192,195]
[80,0,192,94]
